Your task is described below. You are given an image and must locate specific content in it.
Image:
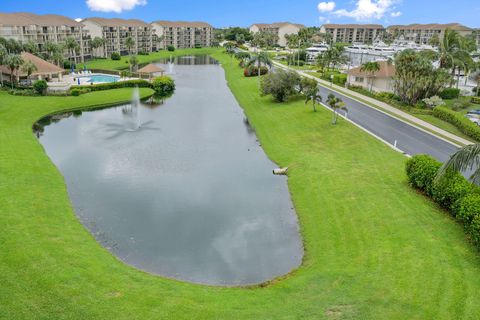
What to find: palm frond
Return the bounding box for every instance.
[436,144,480,181]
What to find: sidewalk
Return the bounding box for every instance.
[272,60,473,147]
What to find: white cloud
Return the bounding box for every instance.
[319,16,331,24]
[86,0,147,13]
[333,0,399,21]
[318,1,336,12]
[390,11,402,17]
[75,18,83,22]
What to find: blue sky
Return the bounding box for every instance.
[1,0,479,28]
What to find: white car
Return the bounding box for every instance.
[465,113,480,125]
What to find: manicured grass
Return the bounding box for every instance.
[1,51,480,319]
[83,48,219,70]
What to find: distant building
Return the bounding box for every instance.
[82,17,153,57]
[0,52,64,82]
[0,12,91,62]
[386,23,473,45]
[347,60,396,93]
[320,24,385,44]
[151,21,213,49]
[249,22,304,47]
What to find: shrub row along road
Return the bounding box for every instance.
[274,62,460,162]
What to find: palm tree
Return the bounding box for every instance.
[437,144,480,184]
[475,73,480,97]
[360,61,381,92]
[65,37,79,64]
[235,52,251,67]
[247,52,272,88]
[0,44,7,86]
[20,60,37,84]
[327,94,347,125]
[90,37,105,58]
[129,55,139,72]
[439,29,459,69]
[304,86,322,112]
[125,36,135,55]
[5,54,24,88]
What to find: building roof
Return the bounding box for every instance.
[348,61,396,78]
[0,52,64,76]
[251,22,305,29]
[137,63,165,74]
[83,17,149,27]
[387,23,473,31]
[151,21,213,28]
[322,24,384,29]
[0,12,82,27]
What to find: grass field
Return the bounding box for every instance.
[1,50,480,319]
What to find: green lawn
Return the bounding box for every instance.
[1,50,480,319]
[82,48,219,70]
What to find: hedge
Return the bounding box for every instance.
[439,88,460,99]
[406,155,480,248]
[321,71,347,86]
[433,106,480,141]
[70,79,151,94]
[472,96,480,104]
[244,66,268,77]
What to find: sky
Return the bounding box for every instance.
[1,0,479,28]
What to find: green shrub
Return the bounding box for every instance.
[70,79,151,94]
[439,88,460,99]
[433,106,480,141]
[431,170,473,211]
[321,72,347,86]
[472,96,480,104]
[151,76,175,95]
[405,155,442,196]
[244,66,268,77]
[111,52,121,60]
[33,80,48,95]
[453,194,480,246]
[167,45,175,52]
[8,89,38,96]
[63,60,73,69]
[70,88,91,96]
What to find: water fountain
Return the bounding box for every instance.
[167,55,175,74]
[122,87,140,131]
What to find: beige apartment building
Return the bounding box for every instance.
[82,18,153,57]
[320,24,385,44]
[150,21,213,49]
[386,23,473,44]
[0,12,91,62]
[249,22,304,47]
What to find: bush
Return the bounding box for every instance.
[33,80,48,95]
[422,96,444,109]
[8,89,38,96]
[138,51,150,55]
[453,194,480,246]
[167,45,175,52]
[321,72,347,86]
[244,65,268,77]
[431,170,473,211]
[63,60,73,69]
[405,155,441,196]
[260,69,301,102]
[151,76,175,96]
[433,106,480,141]
[70,88,91,96]
[111,52,121,60]
[472,96,480,105]
[70,79,151,94]
[439,88,460,99]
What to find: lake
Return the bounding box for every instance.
[36,56,303,286]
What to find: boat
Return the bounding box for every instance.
[345,43,370,54]
[368,40,395,57]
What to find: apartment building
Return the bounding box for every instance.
[249,22,304,47]
[82,18,153,57]
[320,24,385,44]
[150,21,213,49]
[0,12,90,62]
[386,23,473,45]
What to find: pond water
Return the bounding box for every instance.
[36,56,303,285]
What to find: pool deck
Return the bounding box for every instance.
[47,72,139,92]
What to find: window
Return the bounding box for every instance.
[355,77,364,83]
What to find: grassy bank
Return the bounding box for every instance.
[1,50,480,319]
[83,48,219,70]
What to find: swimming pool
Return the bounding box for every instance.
[87,74,120,84]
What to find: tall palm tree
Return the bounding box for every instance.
[20,60,37,83]
[304,86,322,112]
[90,37,105,58]
[65,37,79,64]
[5,54,24,88]
[439,29,460,69]
[327,94,347,125]
[0,44,7,86]
[475,73,480,97]
[437,144,480,184]
[129,55,139,72]
[125,36,135,55]
[247,52,272,88]
[360,61,381,92]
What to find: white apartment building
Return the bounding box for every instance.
[150,21,213,49]
[320,24,385,44]
[82,17,153,57]
[386,23,473,45]
[0,12,91,62]
[249,22,304,47]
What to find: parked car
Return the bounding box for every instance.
[465,113,480,125]
[467,109,480,115]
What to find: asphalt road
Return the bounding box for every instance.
[315,84,459,162]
